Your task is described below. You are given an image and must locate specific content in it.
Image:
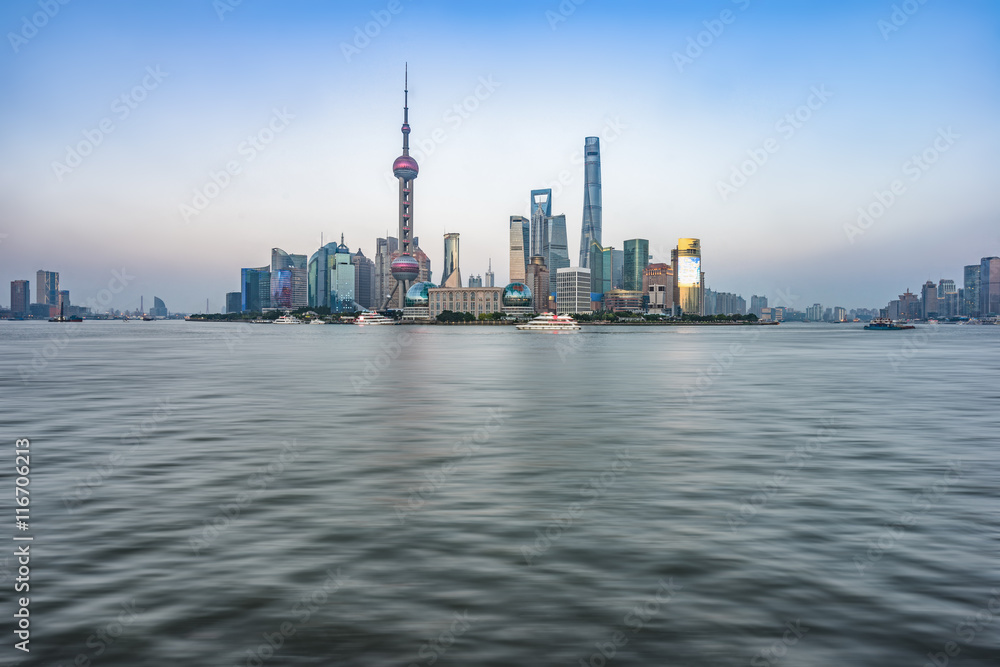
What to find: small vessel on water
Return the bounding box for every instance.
[516,312,581,332]
[49,302,82,323]
[274,315,303,324]
[864,317,915,330]
[355,311,397,326]
[309,318,327,325]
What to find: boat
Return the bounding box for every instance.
[309,318,327,325]
[354,311,397,326]
[864,317,915,330]
[49,302,81,323]
[515,312,581,331]
[273,315,303,324]
[142,315,154,321]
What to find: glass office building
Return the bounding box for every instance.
[241,267,271,312]
[623,239,649,292]
[578,137,602,268]
[981,257,1000,316]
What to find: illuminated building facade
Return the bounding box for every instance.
[427,286,503,318]
[674,238,702,316]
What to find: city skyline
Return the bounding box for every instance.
[2,1,999,313]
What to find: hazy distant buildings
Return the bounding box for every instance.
[963,264,980,317]
[750,295,768,317]
[225,291,241,314]
[10,280,29,317]
[36,270,58,306]
[806,303,823,321]
[150,297,168,318]
[833,306,846,322]
[674,238,703,316]
[441,233,462,288]
[578,137,602,268]
[921,280,939,319]
[485,259,495,288]
[468,275,483,288]
[557,267,591,315]
[982,257,1000,316]
[623,239,649,292]
[509,216,529,283]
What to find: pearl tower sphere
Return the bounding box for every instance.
[391,65,420,288]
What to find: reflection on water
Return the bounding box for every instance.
[1,321,998,666]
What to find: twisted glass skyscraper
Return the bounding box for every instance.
[578,137,602,268]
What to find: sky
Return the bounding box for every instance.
[1,0,998,313]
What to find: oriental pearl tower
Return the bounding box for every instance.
[386,64,421,309]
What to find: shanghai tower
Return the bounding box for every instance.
[578,136,602,268]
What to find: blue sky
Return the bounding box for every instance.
[2,0,998,313]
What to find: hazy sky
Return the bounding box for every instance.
[2,0,998,313]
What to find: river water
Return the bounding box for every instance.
[1,320,997,666]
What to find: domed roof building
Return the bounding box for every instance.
[403,281,435,320]
[502,282,534,317]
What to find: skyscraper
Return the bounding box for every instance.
[545,214,569,300]
[241,267,270,312]
[525,256,550,312]
[557,267,591,315]
[225,291,241,314]
[750,295,768,317]
[623,240,648,292]
[36,270,59,306]
[578,137,602,268]
[921,280,939,319]
[375,236,399,308]
[509,216,529,283]
[485,259,495,287]
[981,257,1000,316]
[389,65,421,308]
[10,280,29,317]
[675,238,702,316]
[352,248,375,310]
[530,189,552,259]
[441,233,462,288]
[964,264,980,317]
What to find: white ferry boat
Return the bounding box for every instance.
[274,315,303,324]
[515,313,581,331]
[355,311,397,326]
